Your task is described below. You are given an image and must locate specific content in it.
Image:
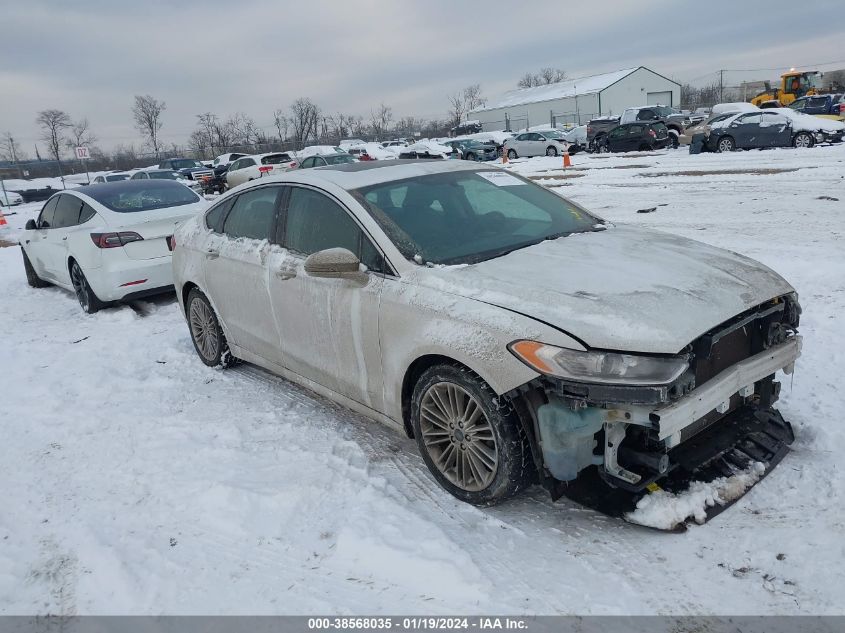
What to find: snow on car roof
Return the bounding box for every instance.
[255,159,491,190]
[473,67,639,111]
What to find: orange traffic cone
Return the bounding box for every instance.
[562,150,572,168]
[502,148,508,164]
[0,211,8,227]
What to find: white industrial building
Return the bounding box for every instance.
[470,66,681,132]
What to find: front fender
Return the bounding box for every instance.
[379,279,585,424]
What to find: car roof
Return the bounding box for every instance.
[242,159,490,191]
[70,179,190,197]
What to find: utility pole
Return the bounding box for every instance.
[719,70,724,103]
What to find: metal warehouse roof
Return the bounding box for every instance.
[474,67,641,111]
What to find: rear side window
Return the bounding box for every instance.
[79,203,97,224]
[205,197,235,231]
[222,186,281,240]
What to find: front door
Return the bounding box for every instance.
[25,197,59,282]
[730,112,763,148]
[40,194,84,284]
[267,185,386,410]
[202,184,283,357]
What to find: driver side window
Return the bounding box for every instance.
[38,197,59,228]
[283,187,384,273]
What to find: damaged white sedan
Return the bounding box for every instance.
[171,160,801,530]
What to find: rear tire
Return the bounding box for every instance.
[186,288,237,368]
[507,149,517,159]
[717,136,736,152]
[411,364,531,506]
[793,132,814,148]
[21,248,48,288]
[70,260,106,314]
[669,131,680,148]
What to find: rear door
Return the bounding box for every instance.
[202,185,283,357]
[759,111,792,146]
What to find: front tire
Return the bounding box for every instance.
[186,288,237,368]
[717,136,736,152]
[545,146,558,157]
[465,152,476,161]
[70,260,106,314]
[507,149,518,159]
[411,364,531,506]
[21,248,48,288]
[793,132,814,148]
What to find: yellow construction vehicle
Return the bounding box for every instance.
[750,70,823,107]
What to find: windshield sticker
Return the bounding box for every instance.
[477,171,523,187]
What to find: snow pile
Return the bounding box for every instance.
[295,145,346,158]
[771,108,845,132]
[712,102,759,115]
[625,462,767,530]
[404,141,452,157]
[348,143,396,160]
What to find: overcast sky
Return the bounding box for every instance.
[2,0,844,153]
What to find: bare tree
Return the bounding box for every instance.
[463,84,486,111]
[539,67,567,84]
[273,108,290,143]
[447,91,466,129]
[65,118,97,151]
[36,109,71,182]
[369,103,393,140]
[132,94,166,158]
[350,115,367,139]
[289,98,320,149]
[1,132,27,177]
[516,68,567,88]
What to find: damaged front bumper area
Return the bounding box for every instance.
[512,301,802,531]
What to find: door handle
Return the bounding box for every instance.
[275,268,297,280]
[62,236,68,241]
[205,249,219,260]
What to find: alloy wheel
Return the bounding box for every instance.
[794,133,812,148]
[70,263,89,312]
[718,138,734,152]
[189,298,220,362]
[419,382,498,492]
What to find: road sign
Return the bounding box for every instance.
[75,146,90,160]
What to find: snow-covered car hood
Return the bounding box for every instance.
[413,225,794,354]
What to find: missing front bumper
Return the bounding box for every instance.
[552,404,794,531]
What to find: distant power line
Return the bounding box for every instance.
[683,58,845,84]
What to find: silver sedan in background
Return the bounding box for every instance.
[171,160,801,528]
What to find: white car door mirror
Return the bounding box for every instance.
[304,247,361,278]
[25,219,37,230]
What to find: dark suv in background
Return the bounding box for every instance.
[597,122,670,152]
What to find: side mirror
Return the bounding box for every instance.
[25,219,37,230]
[304,247,361,278]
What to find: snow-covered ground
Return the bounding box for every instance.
[1,144,844,615]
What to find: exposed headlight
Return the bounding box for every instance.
[508,340,689,386]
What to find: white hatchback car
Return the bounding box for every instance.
[225,153,298,189]
[20,180,206,313]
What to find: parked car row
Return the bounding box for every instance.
[16,161,803,529]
